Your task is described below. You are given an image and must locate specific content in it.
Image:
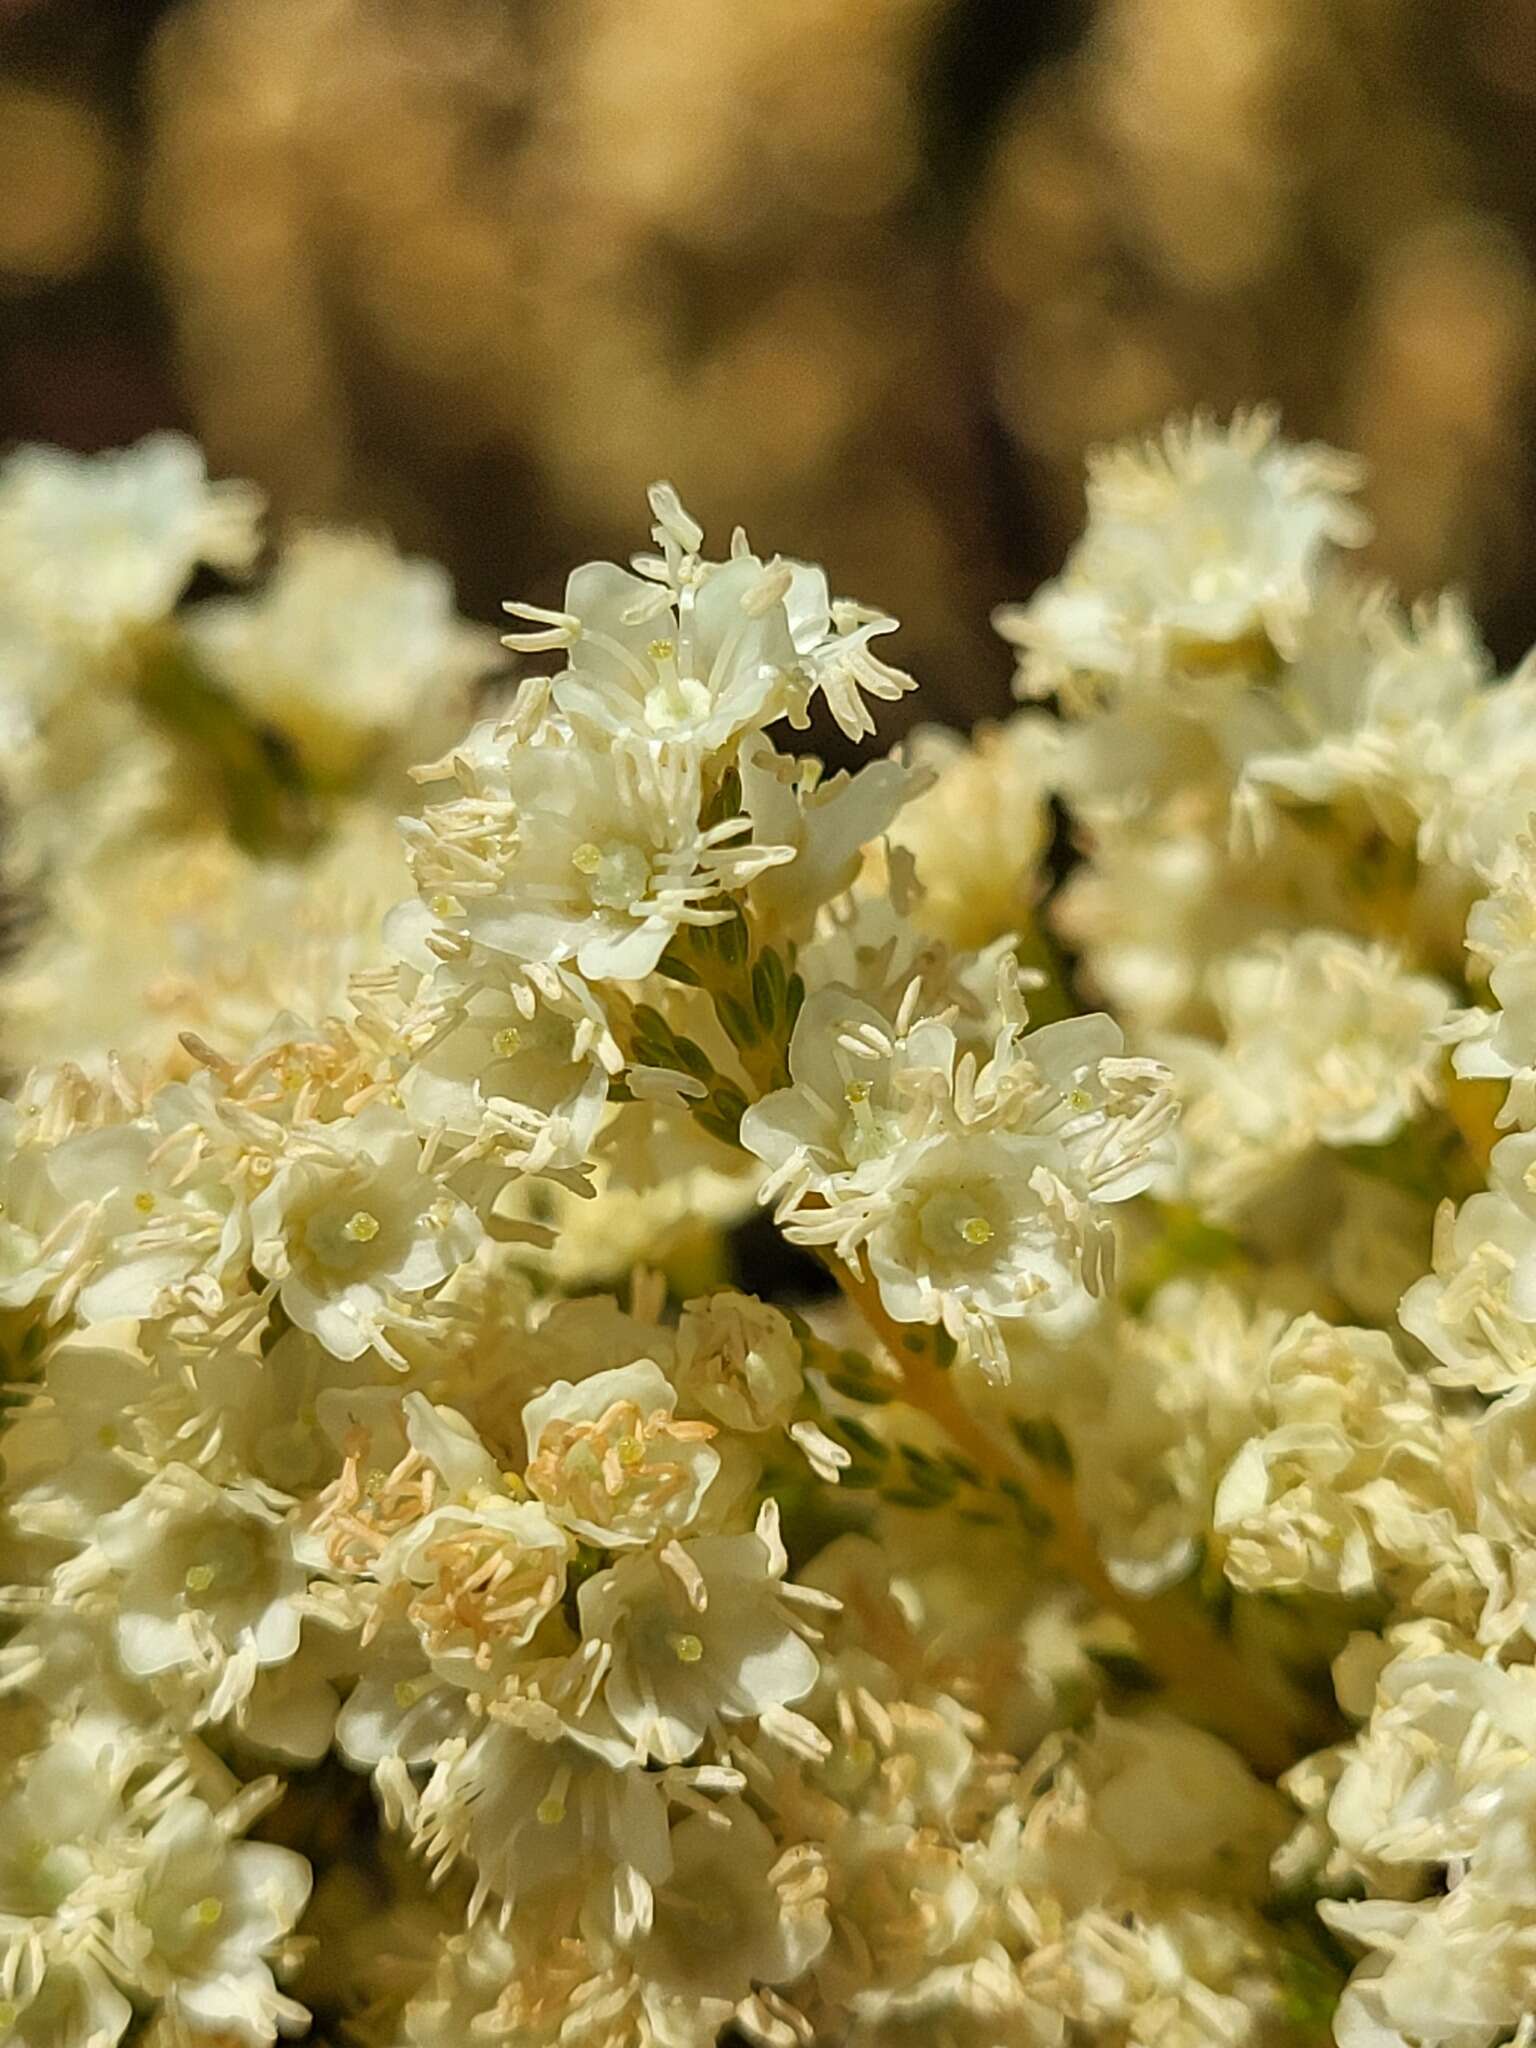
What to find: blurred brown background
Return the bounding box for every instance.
[4,0,1536,732]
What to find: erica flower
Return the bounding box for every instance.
[503,480,914,749]
[414,1698,671,1912]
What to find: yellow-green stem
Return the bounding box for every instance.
[836,1259,1329,1780]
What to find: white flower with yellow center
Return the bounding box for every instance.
[250,1101,483,1362]
[503,480,914,749]
[866,1124,1112,1366]
[399,960,618,1174]
[118,1794,311,2042]
[81,1464,306,1690]
[414,1697,671,1914]
[578,1508,826,1763]
[407,724,792,984]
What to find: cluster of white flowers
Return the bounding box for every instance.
[7,411,1536,2048]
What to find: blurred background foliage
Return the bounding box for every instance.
[4,0,1536,734]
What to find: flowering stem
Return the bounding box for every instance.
[833,1259,1326,1780]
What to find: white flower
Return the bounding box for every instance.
[406,722,791,982]
[1240,582,1488,835]
[578,1508,823,1761]
[398,957,618,1175]
[522,1360,720,1549]
[738,984,959,1215]
[186,527,491,783]
[674,1290,803,1432]
[0,432,262,641]
[744,983,1173,1368]
[1400,1179,1536,1395]
[250,1101,482,1362]
[85,1464,306,1689]
[0,1957,130,2048]
[368,1394,572,1685]
[1422,661,1536,874]
[1213,1316,1482,1615]
[864,1121,1115,1360]
[1169,930,1451,1219]
[995,409,1368,699]
[503,481,914,747]
[119,1794,311,2042]
[632,1802,828,2003]
[881,712,1061,951]
[414,1697,671,1912]
[42,1115,245,1324]
[738,728,917,937]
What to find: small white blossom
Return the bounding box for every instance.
[0,432,262,641]
[522,1359,721,1549]
[996,409,1368,701]
[405,721,792,983]
[674,1290,803,1432]
[504,481,914,747]
[250,1101,482,1362]
[187,527,491,783]
[578,1509,824,1762]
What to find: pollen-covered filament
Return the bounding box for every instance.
[535,1764,572,1827]
[842,1077,895,1166]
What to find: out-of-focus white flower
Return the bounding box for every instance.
[2,804,411,1080]
[187,528,492,785]
[0,432,262,642]
[1240,582,1488,837]
[631,1801,829,2005]
[674,1290,803,1432]
[1213,1316,1484,1618]
[881,713,1061,950]
[996,409,1368,701]
[1169,930,1451,1219]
